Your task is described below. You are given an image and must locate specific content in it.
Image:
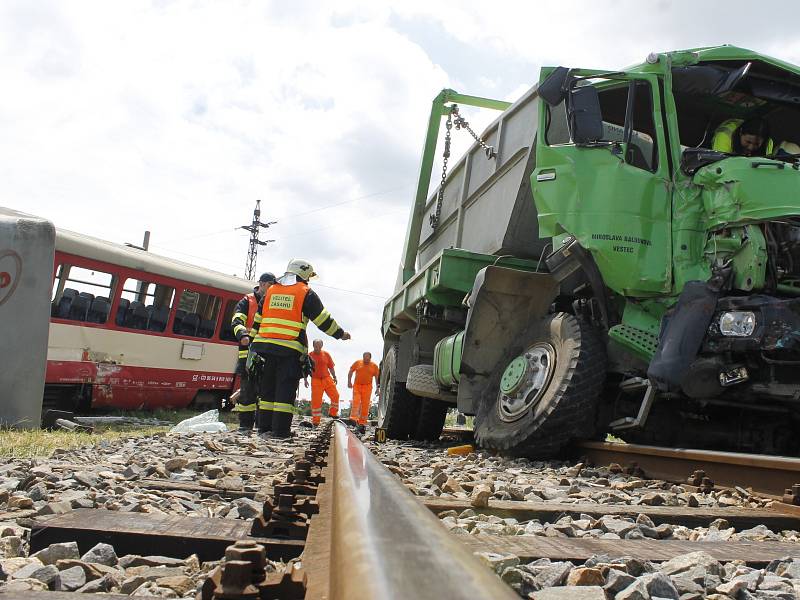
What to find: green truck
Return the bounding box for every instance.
[378,46,800,456]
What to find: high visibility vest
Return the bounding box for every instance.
[245,293,258,329]
[253,282,310,353]
[712,119,774,155]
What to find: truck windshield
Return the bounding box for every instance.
[672,60,800,166]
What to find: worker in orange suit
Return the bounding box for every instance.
[348,352,380,433]
[305,339,339,426]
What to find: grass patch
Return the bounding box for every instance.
[0,426,166,459]
[0,408,238,459]
[444,410,474,429]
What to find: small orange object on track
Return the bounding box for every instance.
[447,444,474,456]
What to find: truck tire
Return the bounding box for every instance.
[406,365,449,440]
[474,313,606,457]
[377,345,418,439]
[412,398,449,441]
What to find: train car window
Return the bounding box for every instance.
[119,278,175,332]
[219,299,239,342]
[175,288,221,339]
[51,263,116,323]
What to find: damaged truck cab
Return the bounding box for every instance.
[380,46,800,456]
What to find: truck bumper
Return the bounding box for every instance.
[650,289,800,399]
[676,294,800,401]
[704,294,800,354]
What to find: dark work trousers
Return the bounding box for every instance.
[237,370,257,430]
[234,351,257,430]
[257,350,302,436]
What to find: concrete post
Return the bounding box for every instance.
[0,207,55,428]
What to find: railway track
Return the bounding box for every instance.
[576,440,800,503]
[2,424,800,598]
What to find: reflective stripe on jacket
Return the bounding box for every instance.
[252,282,311,354]
[232,292,259,339]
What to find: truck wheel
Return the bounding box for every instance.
[474,313,606,457]
[412,398,449,441]
[377,345,418,439]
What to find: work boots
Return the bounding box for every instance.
[237,410,255,433]
[271,411,293,439]
[257,410,273,434]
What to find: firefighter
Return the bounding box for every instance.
[304,339,339,426]
[347,352,380,433]
[232,272,276,432]
[248,259,350,438]
[712,117,773,157]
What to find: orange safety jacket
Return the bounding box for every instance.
[232,292,260,338]
[245,293,258,328]
[251,282,310,354]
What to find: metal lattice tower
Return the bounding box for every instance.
[240,200,276,280]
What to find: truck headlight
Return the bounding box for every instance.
[719,311,756,337]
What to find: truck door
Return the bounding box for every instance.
[532,72,672,296]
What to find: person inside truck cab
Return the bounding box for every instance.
[711,117,774,156]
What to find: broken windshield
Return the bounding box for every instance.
[672,60,800,170]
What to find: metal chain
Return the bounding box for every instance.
[430,105,497,231]
[452,105,497,160]
[429,110,453,230]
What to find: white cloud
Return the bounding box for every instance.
[2,0,799,407]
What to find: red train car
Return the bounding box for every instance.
[46,228,251,410]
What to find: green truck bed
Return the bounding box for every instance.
[382,248,539,336]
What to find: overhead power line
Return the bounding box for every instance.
[314,282,386,299]
[278,186,409,221]
[149,244,388,299]
[160,185,409,248]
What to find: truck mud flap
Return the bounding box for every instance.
[647,280,719,393]
[457,266,558,415]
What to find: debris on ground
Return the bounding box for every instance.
[169,410,227,434]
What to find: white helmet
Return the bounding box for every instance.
[779,141,800,155]
[286,258,317,280]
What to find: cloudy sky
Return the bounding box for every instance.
[3,1,799,407]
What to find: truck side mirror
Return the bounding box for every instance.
[568,86,603,144]
[539,67,570,106]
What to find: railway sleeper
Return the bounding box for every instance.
[28,423,338,567]
[18,421,800,599]
[28,508,307,563]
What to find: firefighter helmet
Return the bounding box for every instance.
[286,259,317,280]
[779,141,800,155]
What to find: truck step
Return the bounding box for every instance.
[608,324,659,360]
[619,376,649,393]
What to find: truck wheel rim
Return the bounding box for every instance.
[497,343,556,422]
[377,367,390,424]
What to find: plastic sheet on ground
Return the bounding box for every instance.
[170,409,228,433]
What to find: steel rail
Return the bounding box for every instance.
[577,440,800,498]
[327,421,517,600]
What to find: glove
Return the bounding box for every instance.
[246,350,265,379]
[300,354,315,379]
